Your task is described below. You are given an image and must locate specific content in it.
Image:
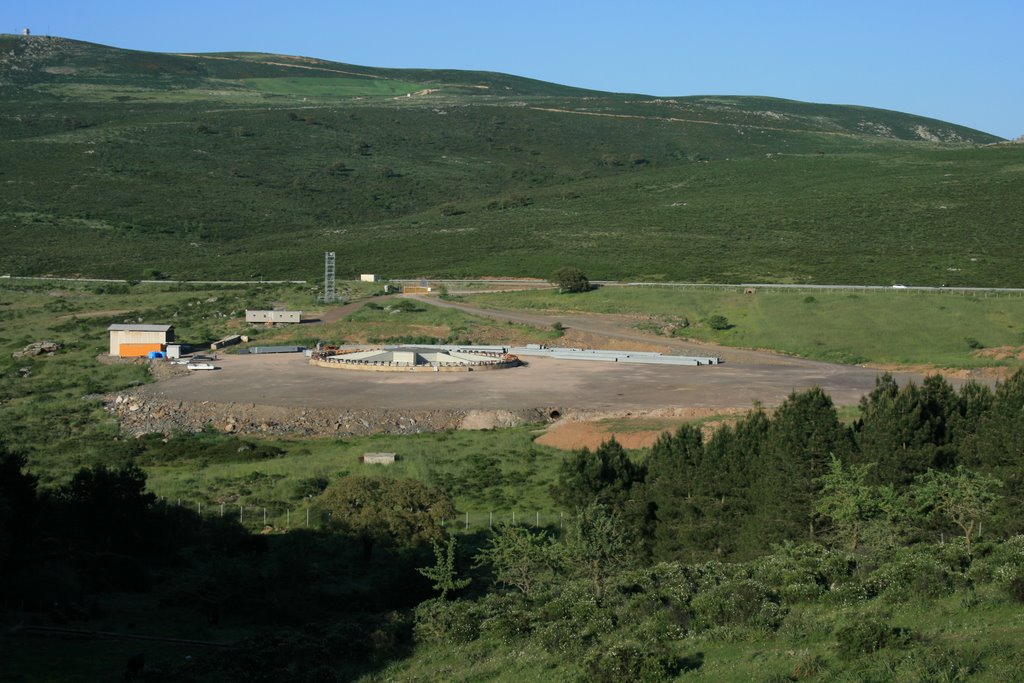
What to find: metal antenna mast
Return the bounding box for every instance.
[323,251,337,303]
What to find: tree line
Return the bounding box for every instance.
[553,371,1024,564]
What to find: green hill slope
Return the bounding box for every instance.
[1,35,1019,285]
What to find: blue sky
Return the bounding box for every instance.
[6,0,1022,139]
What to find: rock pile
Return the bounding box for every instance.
[105,392,553,438]
[12,340,60,358]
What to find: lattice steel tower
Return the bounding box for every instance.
[323,251,337,303]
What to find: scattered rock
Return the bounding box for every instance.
[103,394,555,438]
[12,340,60,358]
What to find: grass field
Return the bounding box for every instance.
[466,286,1024,367]
[142,427,570,532]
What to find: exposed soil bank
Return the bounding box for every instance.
[106,392,553,437]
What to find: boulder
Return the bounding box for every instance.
[12,340,60,358]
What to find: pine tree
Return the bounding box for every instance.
[957,370,1024,535]
[759,387,851,544]
[853,374,958,487]
[551,438,644,512]
[644,424,705,561]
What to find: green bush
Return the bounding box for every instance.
[476,593,536,645]
[534,582,615,655]
[583,640,683,683]
[748,543,837,603]
[412,598,482,645]
[866,545,966,602]
[691,577,784,632]
[835,616,911,660]
[707,314,731,330]
[549,267,590,294]
[968,534,1024,587]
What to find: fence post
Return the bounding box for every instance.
[287,509,290,528]
[240,505,243,523]
[489,511,492,529]
[465,511,469,530]
[306,507,310,527]
[512,511,516,525]
[536,511,539,528]
[220,503,224,518]
[263,508,267,525]
[198,502,202,516]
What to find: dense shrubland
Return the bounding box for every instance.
[1,38,1021,286]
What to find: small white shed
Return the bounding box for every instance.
[246,310,302,324]
[361,452,397,465]
[108,324,174,357]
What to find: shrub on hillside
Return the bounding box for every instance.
[707,315,731,330]
[534,581,615,655]
[691,577,784,633]
[476,593,537,645]
[413,598,482,645]
[866,544,968,602]
[584,640,684,683]
[968,534,1024,587]
[835,616,912,660]
[748,544,841,603]
[607,563,698,633]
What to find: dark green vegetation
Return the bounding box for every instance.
[549,266,591,294]
[6,367,1024,681]
[2,35,1022,285]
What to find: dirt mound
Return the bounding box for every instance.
[865,362,1013,382]
[536,407,745,451]
[972,345,1024,361]
[536,422,674,450]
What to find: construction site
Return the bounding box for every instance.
[101,254,940,443]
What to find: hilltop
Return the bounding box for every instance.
[1,35,1021,286]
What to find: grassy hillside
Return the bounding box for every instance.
[1,35,1020,286]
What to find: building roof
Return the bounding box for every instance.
[107,324,173,332]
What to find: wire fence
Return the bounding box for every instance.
[162,498,568,533]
